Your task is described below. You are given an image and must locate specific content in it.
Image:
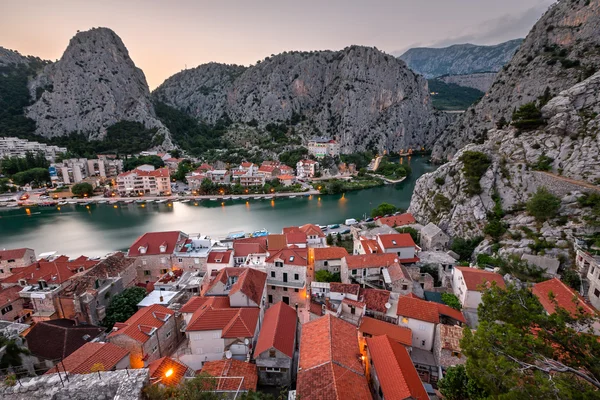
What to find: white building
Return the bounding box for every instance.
[307,138,340,158]
[0,137,66,162]
[295,159,319,178]
[376,233,419,263]
[116,167,171,196]
[452,267,506,309]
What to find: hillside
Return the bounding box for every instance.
[438,72,497,93]
[399,39,523,78]
[427,79,484,111]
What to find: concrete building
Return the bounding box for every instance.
[206,169,231,185]
[257,165,281,179]
[452,267,506,309]
[127,231,189,283]
[0,248,36,280]
[311,247,348,274]
[341,253,398,285]
[116,167,171,196]
[434,324,466,370]
[307,137,340,158]
[254,302,298,386]
[295,159,318,178]
[376,233,419,263]
[0,137,66,161]
[0,286,27,323]
[583,251,600,311]
[206,250,234,275]
[265,248,308,306]
[239,174,266,187]
[420,222,449,251]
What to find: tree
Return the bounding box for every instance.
[71,182,94,197]
[102,287,147,328]
[458,151,491,196]
[450,237,483,262]
[170,149,181,158]
[11,167,50,186]
[512,102,544,130]
[326,234,334,246]
[441,293,462,310]
[461,284,600,398]
[526,187,561,222]
[315,270,341,283]
[370,202,397,218]
[395,226,419,242]
[438,365,487,400]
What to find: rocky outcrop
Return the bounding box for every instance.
[0,47,31,66]
[26,28,172,148]
[154,46,453,153]
[399,39,522,79]
[432,0,600,161]
[438,72,497,93]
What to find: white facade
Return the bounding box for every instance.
[0,137,66,162]
[452,269,482,309]
[117,167,171,196]
[397,316,435,351]
[295,160,318,178]
[307,138,340,158]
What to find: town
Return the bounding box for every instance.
[1,209,599,399]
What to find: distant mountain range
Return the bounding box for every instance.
[399,39,523,78]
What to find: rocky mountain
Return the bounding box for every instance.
[154,46,453,153]
[399,39,523,79]
[25,28,172,147]
[0,47,31,66]
[438,72,497,93]
[431,0,600,161]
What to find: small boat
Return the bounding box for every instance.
[227,231,246,240]
[181,199,190,203]
[136,199,145,204]
[146,199,155,203]
[232,196,240,200]
[264,196,273,200]
[254,196,262,200]
[156,199,167,203]
[124,200,134,204]
[209,198,218,201]
[79,202,91,206]
[6,203,19,208]
[67,201,77,204]
[97,200,107,204]
[289,195,297,199]
[241,196,249,200]
[319,225,328,231]
[108,201,117,205]
[252,229,269,237]
[223,196,231,201]
[58,201,68,205]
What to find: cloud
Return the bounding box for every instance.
[393,0,554,55]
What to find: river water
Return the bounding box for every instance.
[0,157,435,257]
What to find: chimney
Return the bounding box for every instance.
[160,295,164,302]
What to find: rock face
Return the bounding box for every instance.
[432,0,600,161]
[154,46,453,153]
[26,27,172,147]
[438,72,497,93]
[0,47,31,66]
[399,39,523,79]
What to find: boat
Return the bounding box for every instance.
[232,196,240,200]
[146,199,155,203]
[156,199,167,203]
[289,195,296,199]
[181,199,190,203]
[254,196,262,200]
[209,198,218,201]
[265,196,273,200]
[124,200,134,204]
[227,231,246,240]
[319,225,328,231]
[252,229,269,237]
[136,199,145,204]
[97,200,107,204]
[79,202,91,206]
[67,201,77,204]
[108,201,117,205]
[223,196,231,200]
[241,196,249,200]
[58,201,68,205]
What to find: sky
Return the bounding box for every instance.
[0,0,554,89]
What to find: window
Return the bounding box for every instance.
[295,289,299,293]
[152,345,158,353]
[1,305,13,315]
[144,270,151,276]
[194,258,200,264]
[294,274,299,280]
[269,349,276,358]
[401,284,408,291]
[352,269,357,275]
[283,287,288,291]
[268,295,273,303]
[166,331,171,338]
[160,269,168,274]
[213,332,219,339]
[178,258,183,263]
[452,351,462,358]
[421,340,425,347]
[324,261,328,267]
[271,271,276,278]
[275,261,283,268]
[418,324,426,331]
[595,289,600,297]
[161,257,167,264]
[401,317,409,324]
[0,269,3,274]
[271,286,276,290]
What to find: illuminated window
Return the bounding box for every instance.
[402,317,409,324]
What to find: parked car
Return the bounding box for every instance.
[339,229,351,234]
[327,224,340,229]
[345,218,358,226]
[365,217,374,222]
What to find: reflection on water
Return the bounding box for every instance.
[0,156,435,256]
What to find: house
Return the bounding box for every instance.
[55,253,136,326]
[358,316,412,347]
[366,335,429,400]
[521,254,560,277]
[277,174,294,186]
[232,237,268,266]
[296,314,371,400]
[265,247,308,306]
[420,222,449,251]
[396,295,466,351]
[45,342,130,375]
[307,137,340,158]
[341,253,398,285]
[377,213,416,228]
[452,267,506,309]
[24,319,105,368]
[239,173,266,187]
[295,159,319,178]
[298,224,326,247]
[311,247,348,274]
[154,269,203,297]
[238,162,256,172]
[108,304,180,368]
[434,324,466,370]
[254,302,298,386]
[384,262,414,295]
[376,233,419,263]
[174,234,214,272]
[532,278,599,327]
[206,250,234,275]
[329,282,360,301]
[0,248,36,279]
[582,250,600,311]
[257,165,281,179]
[206,169,231,185]
[203,267,267,310]
[116,167,171,196]
[0,286,27,323]
[148,357,194,386]
[127,231,189,283]
[361,288,396,323]
[200,359,258,395]
[283,227,308,248]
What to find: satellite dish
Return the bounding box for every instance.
[385,303,391,309]
[225,351,232,359]
[244,338,250,345]
[394,258,399,263]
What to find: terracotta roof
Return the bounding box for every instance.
[267,234,287,251]
[200,359,258,391]
[187,306,260,338]
[277,174,294,180]
[360,288,391,313]
[533,278,597,317]
[266,248,308,266]
[240,162,254,168]
[313,247,348,261]
[345,253,398,269]
[366,335,428,400]
[0,248,30,260]
[377,213,416,227]
[207,250,232,264]
[387,262,413,282]
[359,317,412,347]
[378,233,416,249]
[25,319,104,360]
[329,282,360,296]
[258,165,279,173]
[196,163,214,172]
[456,267,506,291]
[45,342,129,375]
[359,237,381,254]
[234,236,268,248]
[298,159,317,165]
[207,268,267,306]
[342,297,366,308]
[180,296,230,314]
[128,231,185,257]
[396,295,466,323]
[439,324,463,352]
[284,230,307,246]
[310,301,324,316]
[0,286,22,306]
[297,314,370,400]
[299,224,326,238]
[2,258,98,285]
[233,242,267,258]
[148,357,190,386]
[108,304,174,343]
[254,302,297,358]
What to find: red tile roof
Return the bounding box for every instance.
[233,242,267,258]
[342,297,366,308]
[207,250,232,264]
[285,231,307,246]
[299,224,326,238]
[456,267,506,291]
[148,357,190,386]
[196,163,214,172]
[0,248,31,261]
[345,253,398,269]
[1,258,98,285]
[258,165,279,174]
[187,306,260,338]
[128,231,185,257]
[378,233,416,249]
[359,317,412,347]
[200,359,258,391]
[0,286,22,306]
[298,159,317,165]
[329,282,360,296]
[387,262,412,282]
[533,278,597,317]
[266,248,308,266]
[108,304,174,343]
[313,247,348,261]
[46,342,129,375]
[360,288,391,313]
[396,295,466,323]
[377,213,416,227]
[277,174,294,180]
[366,335,428,400]
[310,301,324,316]
[267,234,287,251]
[206,268,266,306]
[240,162,254,168]
[297,314,370,400]
[180,296,231,314]
[254,302,297,358]
[359,237,382,254]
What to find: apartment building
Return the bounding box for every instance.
[295,159,318,178]
[307,137,340,158]
[265,248,308,306]
[116,167,170,196]
[0,248,36,280]
[0,137,66,161]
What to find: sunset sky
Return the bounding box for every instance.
[0,0,554,89]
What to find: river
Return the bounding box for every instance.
[0,156,435,257]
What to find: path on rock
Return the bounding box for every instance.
[540,171,600,192]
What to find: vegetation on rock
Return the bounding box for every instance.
[458,151,491,195]
[526,187,561,222]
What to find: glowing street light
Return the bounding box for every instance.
[165,368,173,378]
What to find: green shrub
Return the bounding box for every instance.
[532,154,554,171]
[526,187,561,222]
[512,102,544,130]
[441,293,462,310]
[435,176,445,185]
[459,151,491,195]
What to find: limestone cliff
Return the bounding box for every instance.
[438,72,497,93]
[0,47,31,66]
[154,46,453,153]
[26,28,172,148]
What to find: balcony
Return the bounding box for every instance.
[267,279,305,289]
